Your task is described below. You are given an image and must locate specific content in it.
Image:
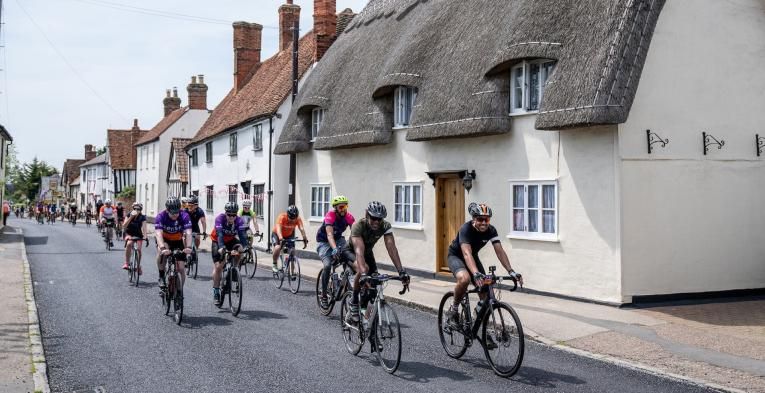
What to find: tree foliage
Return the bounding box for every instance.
[7,157,58,203]
[117,185,135,199]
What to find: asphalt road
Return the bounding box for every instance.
[20,218,716,393]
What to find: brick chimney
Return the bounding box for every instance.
[84,144,96,161]
[314,0,337,61]
[233,21,263,92]
[187,74,208,110]
[131,118,140,131]
[279,0,301,52]
[163,88,181,116]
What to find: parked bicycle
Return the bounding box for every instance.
[437,266,524,377]
[272,237,306,294]
[125,236,147,286]
[340,273,409,374]
[316,253,355,316]
[159,249,188,325]
[239,231,263,279]
[217,247,245,316]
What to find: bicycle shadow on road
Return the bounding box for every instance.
[510,366,586,388]
[23,235,48,246]
[181,316,234,329]
[235,310,288,321]
[387,359,474,383]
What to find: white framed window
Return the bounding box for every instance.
[394,86,417,128]
[310,184,331,220]
[393,182,422,228]
[509,181,558,241]
[253,124,263,151]
[510,59,556,114]
[191,148,198,167]
[311,108,324,141]
[229,132,238,156]
[205,142,213,163]
[253,183,265,218]
[228,184,238,203]
[205,185,214,211]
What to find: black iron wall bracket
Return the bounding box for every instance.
[646,129,669,154]
[757,134,765,157]
[703,132,725,155]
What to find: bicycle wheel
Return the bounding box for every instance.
[316,270,335,316]
[372,303,402,374]
[248,249,258,279]
[287,256,301,294]
[229,266,243,316]
[128,249,136,283]
[217,268,228,309]
[272,254,285,289]
[437,292,470,359]
[134,249,141,287]
[482,302,524,377]
[340,292,364,355]
[172,275,184,325]
[164,275,172,316]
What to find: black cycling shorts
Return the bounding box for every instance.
[447,254,485,276]
[212,240,241,262]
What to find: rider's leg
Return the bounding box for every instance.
[352,258,369,306]
[270,233,281,267]
[318,243,333,294]
[156,247,165,285]
[123,239,132,269]
[211,246,223,288]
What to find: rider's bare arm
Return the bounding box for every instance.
[460,243,481,277]
[383,234,404,272]
[326,225,337,250]
[351,236,367,270]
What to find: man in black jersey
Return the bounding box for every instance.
[445,203,523,325]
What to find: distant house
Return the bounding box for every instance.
[186,0,351,234]
[79,153,108,207]
[167,138,192,198]
[61,145,93,204]
[106,119,147,204]
[0,125,12,227]
[276,0,765,304]
[135,79,210,216]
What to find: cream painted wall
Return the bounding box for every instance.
[618,0,765,299]
[296,115,622,302]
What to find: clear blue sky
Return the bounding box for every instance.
[0,0,367,170]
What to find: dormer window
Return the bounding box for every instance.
[394,86,417,128]
[510,59,556,114]
[311,108,325,141]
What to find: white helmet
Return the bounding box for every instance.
[242,200,252,208]
[105,199,112,206]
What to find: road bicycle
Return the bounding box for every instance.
[115,218,124,239]
[437,266,524,377]
[85,212,92,227]
[340,273,409,374]
[159,249,188,325]
[272,237,306,294]
[69,212,77,226]
[125,236,147,286]
[185,233,204,280]
[36,213,44,225]
[316,253,355,316]
[217,247,245,316]
[103,219,115,251]
[239,231,263,279]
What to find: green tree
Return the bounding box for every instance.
[117,185,135,199]
[95,146,106,156]
[12,157,58,202]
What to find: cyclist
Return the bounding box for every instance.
[95,199,104,216]
[69,203,78,223]
[99,199,117,246]
[49,204,57,224]
[345,201,410,320]
[444,203,523,326]
[271,205,308,272]
[317,195,356,306]
[122,202,147,272]
[238,200,260,246]
[210,202,249,304]
[115,201,126,230]
[85,203,93,224]
[154,197,193,289]
[184,195,207,248]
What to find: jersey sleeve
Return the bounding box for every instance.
[346,213,356,226]
[383,221,393,236]
[350,221,364,238]
[488,226,501,244]
[323,211,336,225]
[458,223,472,245]
[237,217,248,231]
[181,212,192,230]
[214,214,225,230]
[154,212,165,230]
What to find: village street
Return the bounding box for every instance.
[16,218,720,393]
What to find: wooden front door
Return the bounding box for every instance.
[435,175,465,274]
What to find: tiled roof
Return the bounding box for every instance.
[70,175,81,186]
[62,159,86,185]
[170,138,192,183]
[108,128,148,170]
[136,107,188,146]
[189,32,316,145]
[80,153,106,167]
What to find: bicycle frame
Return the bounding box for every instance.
[460,269,519,342]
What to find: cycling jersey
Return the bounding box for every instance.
[124,214,146,237]
[69,205,77,212]
[116,206,125,219]
[447,221,501,263]
[187,207,206,233]
[316,210,355,243]
[154,210,192,241]
[211,213,248,248]
[350,218,393,254]
[272,212,302,238]
[99,206,115,219]
[238,209,256,226]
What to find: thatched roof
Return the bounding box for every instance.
[274,0,665,154]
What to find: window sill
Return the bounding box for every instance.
[508,110,539,118]
[506,233,559,243]
[392,223,423,231]
[309,217,324,223]
[252,148,263,152]
[392,125,411,130]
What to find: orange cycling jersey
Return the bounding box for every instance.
[272,213,302,238]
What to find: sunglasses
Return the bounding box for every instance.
[168,210,180,215]
[226,214,237,218]
[475,217,491,223]
[368,216,383,222]
[336,204,348,211]
[134,208,142,211]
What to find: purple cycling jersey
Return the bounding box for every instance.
[154,210,192,241]
[213,213,248,247]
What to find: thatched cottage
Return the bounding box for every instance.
[274,0,765,304]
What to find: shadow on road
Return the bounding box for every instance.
[512,365,587,388]
[23,235,49,246]
[393,359,474,383]
[236,310,287,321]
[182,316,234,329]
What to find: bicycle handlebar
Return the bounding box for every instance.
[280,237,307,250]
[360,274,410,295]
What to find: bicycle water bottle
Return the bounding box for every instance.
[474,300,485,319]
[332,272,340,293]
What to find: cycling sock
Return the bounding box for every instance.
[159,270,165,279]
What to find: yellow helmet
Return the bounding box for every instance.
[331,195,349,207]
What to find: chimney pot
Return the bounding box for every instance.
[232,22,263,92]
[314,0,337,61]
[191,75,197,84]
[166,89,171,98]
[188,72,208,110]
[132,119,139,130]
[198,74,205,84]
[163,87,181,116]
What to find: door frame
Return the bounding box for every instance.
[431,171,467,275]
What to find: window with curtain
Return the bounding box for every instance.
[310,184,331,219]
[253,184,265,218]
[253,124,263,151]
[311,108,324,141]
[229,132,238,156]
[511,181,557,240]
[205,185,214,211]
[228,185,238,203]
[205,142,213,163]
[510,59,556,114]
[394,183,422,226]
[394,86,417,127]
[191,148,198,167]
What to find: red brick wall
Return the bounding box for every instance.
[233,22,263,92]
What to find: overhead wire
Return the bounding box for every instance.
[13,0,129,122]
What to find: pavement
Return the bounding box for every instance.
[2,216,764,392]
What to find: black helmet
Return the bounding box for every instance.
[366,201,387,219]
[224,201,238,214]
[165,196,181,213]
[468,202,492,218]
[188,195,199,205]
[287,205,299,219]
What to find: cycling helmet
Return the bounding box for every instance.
[181,196,189,204]
[187,195,199,205]
[165,196,181,213]
[104,199,112,206]
[366,201,387,219]
[224,201,238,214]
[117,201,123,207]
[97,199,103,204]
[331,195,349,207]
[287,205,299,219]
[132,202,142,210]
[468,202,493,218]
[242,200,252,208]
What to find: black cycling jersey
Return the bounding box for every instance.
[447,221,501,263]
[124,214,146,237]
[116,206,125,219]
[187,207,206,233]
